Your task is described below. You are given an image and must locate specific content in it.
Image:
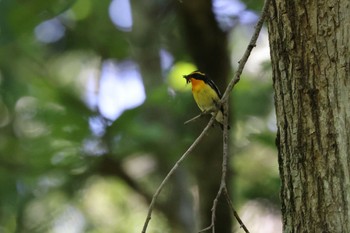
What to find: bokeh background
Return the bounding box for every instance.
[0,0,280,232]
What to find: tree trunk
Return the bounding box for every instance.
[267,0,350,232]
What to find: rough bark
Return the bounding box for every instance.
[267,0,350,232]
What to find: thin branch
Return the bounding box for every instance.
[184,111,209,125]
[220,0,271,104]
[198,0,271,231]
[141,0,271,232]
[198,182,226,233]
[141,114,217,233]
[198,96,230,233]
[223,187,250,233]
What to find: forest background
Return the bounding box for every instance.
[0,0,280,232]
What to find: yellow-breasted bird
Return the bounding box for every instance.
[183,71,229,130]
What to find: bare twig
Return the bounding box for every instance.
[141,114,217,233]
[220,0,271,104]
[198,0,271,232]
[141,0,271,232]
[184,110,211,125]
[198,98,230,233]
[184,113,203,125]
[198,181,226,233]
[223,187,250,233]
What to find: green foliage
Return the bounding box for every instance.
[241,0,265,12]
[233,78,273,119]
[0,0,75,44]
[0,0,278,232]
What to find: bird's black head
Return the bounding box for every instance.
[183,74,191,84]
[183,71,206,84]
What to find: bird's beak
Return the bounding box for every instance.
[183,75,190,84]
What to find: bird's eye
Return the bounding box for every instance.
[183,75,191,84]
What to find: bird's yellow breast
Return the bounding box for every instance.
[190,78,220,112]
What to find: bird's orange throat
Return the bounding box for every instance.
[190,78,205,91]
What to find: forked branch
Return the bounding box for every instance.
[199,0,271,231]
[141,0,271,232]
[141,115,217,233]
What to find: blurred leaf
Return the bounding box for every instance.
[233,77,273,119]
[241,0,265,12]
[0,0,76,44]
[167,62,196,91]
[250,131,276,148]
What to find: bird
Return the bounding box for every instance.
[183,70,229,130]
